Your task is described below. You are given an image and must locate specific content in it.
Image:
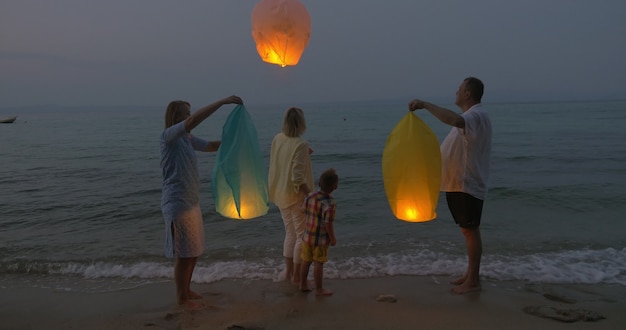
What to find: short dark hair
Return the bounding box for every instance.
[464,77,484,102]
[319,168,338,193]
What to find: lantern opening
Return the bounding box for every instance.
[405,208,418,220]
[218,193,265,220]
[390,199,436,222]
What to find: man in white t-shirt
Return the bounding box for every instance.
[408,77,492,294]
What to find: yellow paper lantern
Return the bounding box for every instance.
[251,0,311,67]
[382,112,442,222]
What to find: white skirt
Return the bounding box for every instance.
[164,204,205,258]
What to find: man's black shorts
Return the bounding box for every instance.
[445,192,484,229]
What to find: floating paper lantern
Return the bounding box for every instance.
[382,112,441,222]
[211,105,269,219]
[251,0,311,67]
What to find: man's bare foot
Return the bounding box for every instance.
[315,289,333,296]
[451,282,481,295]
[450,276,466,285]
[178,299,205,310]
[188,290,202,300]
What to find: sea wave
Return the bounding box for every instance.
[2,247,624,292]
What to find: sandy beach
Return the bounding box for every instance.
[2,275,624,330]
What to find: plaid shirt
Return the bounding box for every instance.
[301,191,336,246]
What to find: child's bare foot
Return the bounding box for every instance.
[300,280,313,292]
[188,290,202,300]
[315,289,333,296]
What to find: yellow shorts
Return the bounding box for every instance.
[301,243,329,263]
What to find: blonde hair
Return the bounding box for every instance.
[164,100,190,128]
[281,107,306,137]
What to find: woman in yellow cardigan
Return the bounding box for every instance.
[268,107,315,284]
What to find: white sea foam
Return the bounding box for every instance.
[43,247,626,287]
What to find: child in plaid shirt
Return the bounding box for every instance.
[299,168,339,296]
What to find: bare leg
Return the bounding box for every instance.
[314,262,332,296]
[452,228,482,294]
[300,261,312,292]
[175,257,204,308]
[292,262,302,284]
[283,257,294,282]
[186,258,202,299]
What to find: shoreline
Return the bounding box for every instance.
[2,276,625,329]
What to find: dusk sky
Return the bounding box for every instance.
[2,0,625,107]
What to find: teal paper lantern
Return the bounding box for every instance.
[211,105,269,219]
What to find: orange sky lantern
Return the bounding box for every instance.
[251,0,311,67]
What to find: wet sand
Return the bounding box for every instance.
[2,275,624,329]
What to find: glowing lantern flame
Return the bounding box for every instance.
[214,179,269,219]
[251,0,311,67]
[382,112,442,222]
[404,207,418,220]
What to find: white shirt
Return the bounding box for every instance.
[440,104,492,200]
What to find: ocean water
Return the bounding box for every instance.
[1,100,625,293]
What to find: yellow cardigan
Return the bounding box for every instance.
[268,133,314,209]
